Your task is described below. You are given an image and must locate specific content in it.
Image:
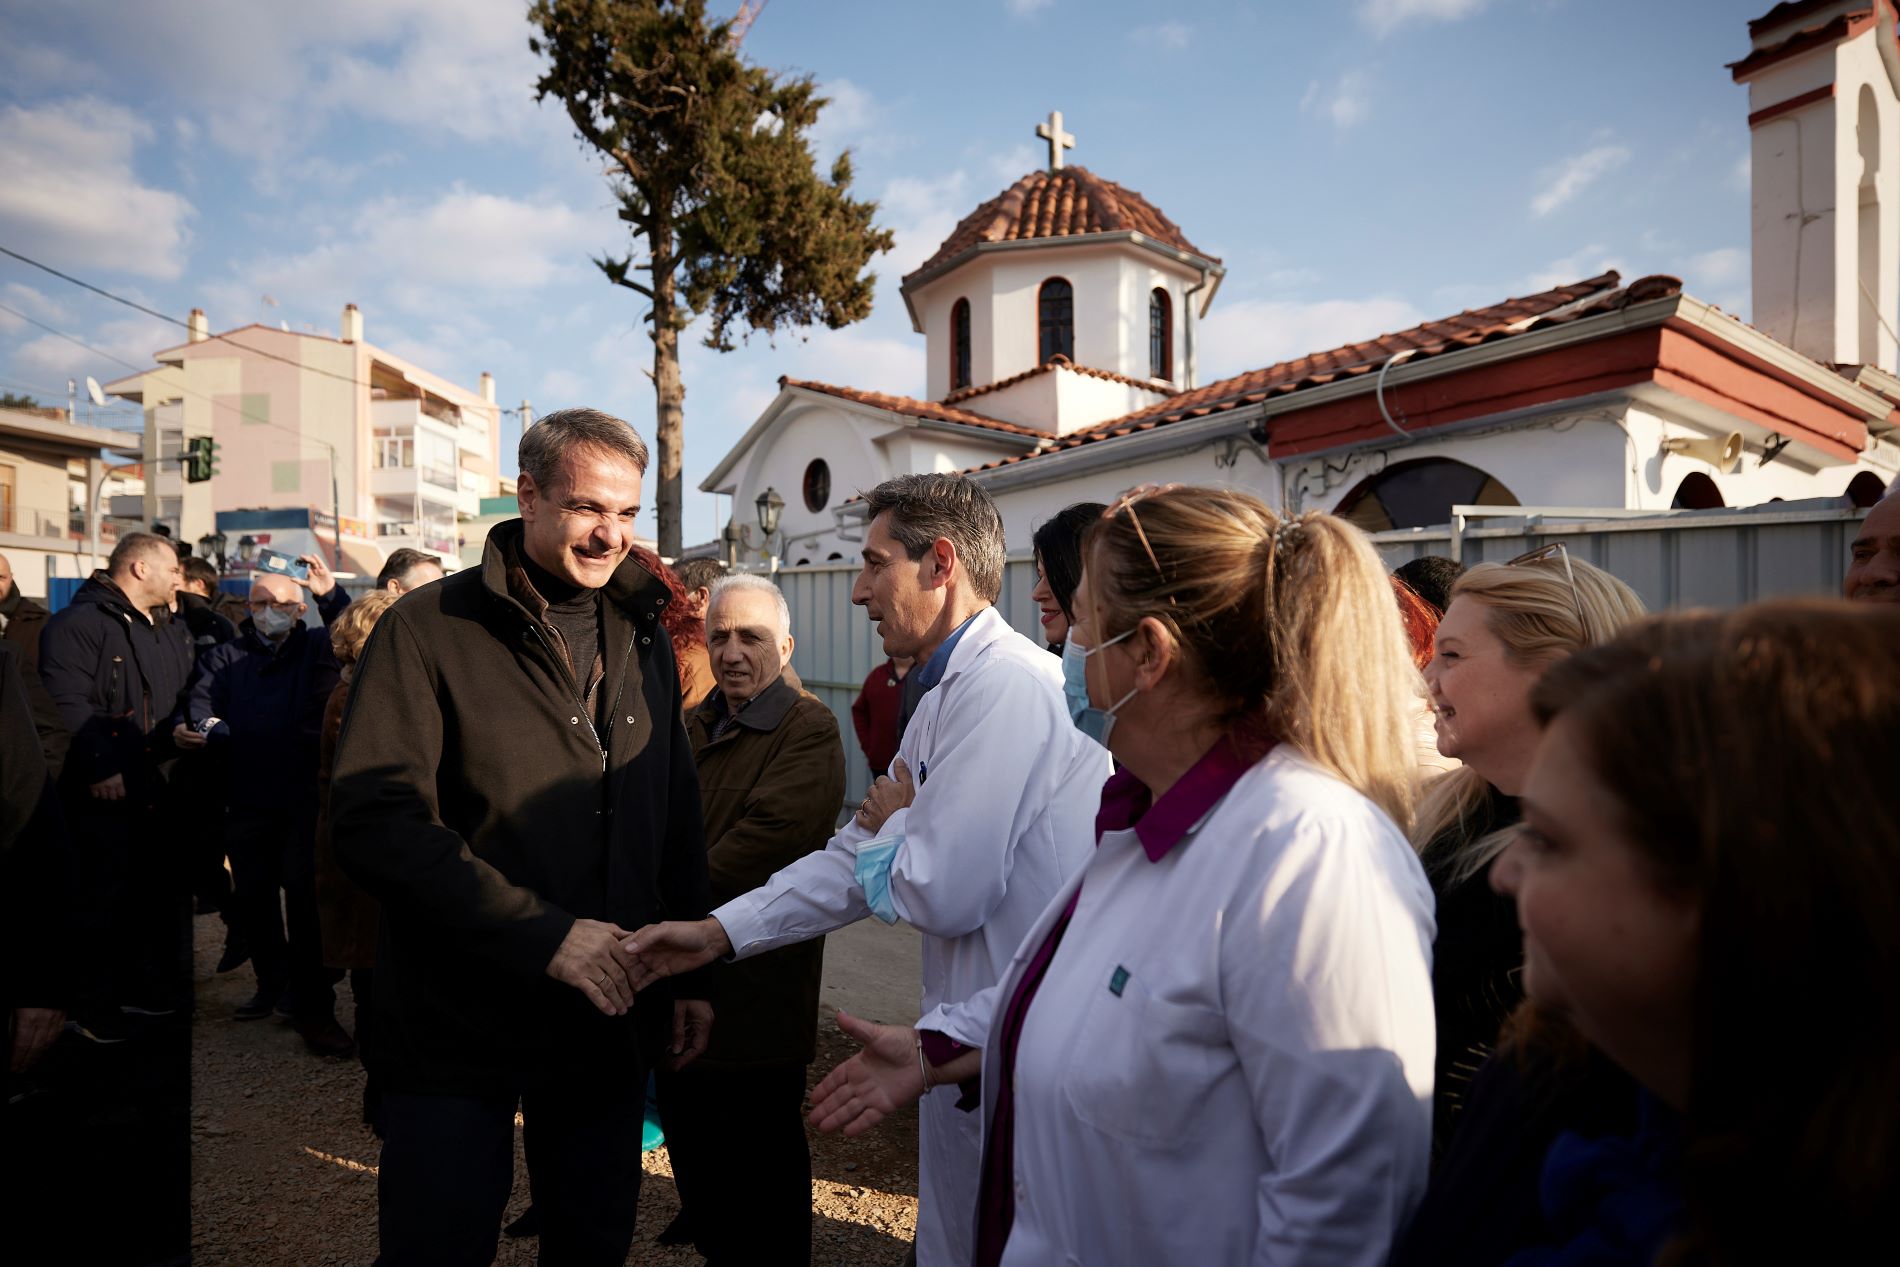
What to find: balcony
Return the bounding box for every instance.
[0,502,119,544]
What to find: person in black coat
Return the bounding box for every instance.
[0,557,70,776]
[331,409,714,1267]
[186,557,351,1054]
[37,534,195,1037]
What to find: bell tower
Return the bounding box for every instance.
[1733,0,1900,371]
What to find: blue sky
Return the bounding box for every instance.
[0,0,1764,546]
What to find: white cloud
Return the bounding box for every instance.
[1301,72,1372,130]
[880,172,971,276]
[238,186,603,319]
[1007,0,1055,16]
[1357,0,1491,34]
[1132,22,1192,49]
[1526,244,1625,291]
[808,79,877,166]
[1687,246,1747,288]
[988,144,1039,184]
[1729,152,1750,192]
[1531,143,1631,216]
[1197,296,1427,380]
[0,98,195,280]
[12,313,176,387]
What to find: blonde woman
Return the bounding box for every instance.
[808,487,1436,1267]
[316,587,399,1130]
[1412,547,1646,1160]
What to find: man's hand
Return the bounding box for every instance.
[11,1007,65,1074]
[89,773,125,801]
[621,918,731,992]
[296,553,336,598]
[172,722,207,750]
[809,1011,928,1138]
[854,755,916,833]
[545,918,639,1016]
[668,999,713,1071]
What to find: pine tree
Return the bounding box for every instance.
[531,0,894,556]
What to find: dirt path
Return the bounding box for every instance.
[188,914,920,1266]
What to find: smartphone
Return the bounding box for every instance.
[255,548,310,582]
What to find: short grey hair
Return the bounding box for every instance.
[709,572,791,640]
[519,407,650,493]
[862,473,1006,602]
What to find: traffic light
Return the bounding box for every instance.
[183,435,220,483]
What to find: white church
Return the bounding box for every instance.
[700,0,1900,565]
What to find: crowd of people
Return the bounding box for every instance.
[1,404,1896,1266]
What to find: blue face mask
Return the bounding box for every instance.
[853,833,904,925]
[1061,629,1137,748]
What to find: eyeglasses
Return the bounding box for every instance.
[246,600,302,613]
[1505,541,1589,642]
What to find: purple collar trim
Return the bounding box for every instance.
[1094,735,1269,863]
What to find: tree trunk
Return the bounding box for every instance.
[650,260,685,558]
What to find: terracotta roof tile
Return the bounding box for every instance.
[1731,2,1888,78]
[904,167,1217,286]
[778,376,1047,438]
[963,271,1669,475]
[940,355,1176,406]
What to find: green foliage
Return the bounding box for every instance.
[529,0,894,351]
[0,391,43,410]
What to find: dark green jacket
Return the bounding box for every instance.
[331,521,712,1093]
[687,670,846,1067]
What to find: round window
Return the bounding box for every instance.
[803,459,831,513]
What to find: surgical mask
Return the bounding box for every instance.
[1061,630,1137,748]
[853,833,904,925]
[254,606,299,640]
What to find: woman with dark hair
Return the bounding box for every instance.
[1469,601,1900,1263]
[1029,502,1107,651]
[630,546,714,711]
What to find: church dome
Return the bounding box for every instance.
[903,166,1219,288]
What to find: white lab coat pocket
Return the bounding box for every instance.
[1060,969,1228,1151]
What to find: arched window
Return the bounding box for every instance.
[1038,278,1074,364]
[802,459,831,513]
[1149,287,1173,381]
[950,298,972,392]
[1336,458,1520,532]
[1670,472,1725,510]
[1847,470,1887,508]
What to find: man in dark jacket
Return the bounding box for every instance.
[37,533,194,1038]
[658,572,844,1267]
[0,552,67,774]
[331,407,715,1267]
[187,555,351,1054]
[174,553,241,956]
[177,555,239,653]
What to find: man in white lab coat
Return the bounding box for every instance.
[625,473,1109,1267]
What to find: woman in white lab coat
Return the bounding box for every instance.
[810,486,1437,1267]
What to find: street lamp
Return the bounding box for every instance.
[754,487,786,574]
[755,486,785,537]
[236,534,258,567]
[198,530,229,570]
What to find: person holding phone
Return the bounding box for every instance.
[186,550,353,1054]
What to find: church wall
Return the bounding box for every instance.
[733,402,887,560]
[986,445,1284,556]
[1623,400,1898,508]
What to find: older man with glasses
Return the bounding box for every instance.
[186,553,355,1054]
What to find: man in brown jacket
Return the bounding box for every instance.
[658,571,845,1267]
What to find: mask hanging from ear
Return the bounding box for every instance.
[1061,629,1138,748]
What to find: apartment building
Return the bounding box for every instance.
[104,303,503,574]
[0,405,142,597]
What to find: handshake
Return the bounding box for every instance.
[541,916,734,1069]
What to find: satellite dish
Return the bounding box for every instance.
[280,321,291,332]
[85,376,107,408]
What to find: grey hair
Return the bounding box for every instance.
[518,407,650,493]
[861,473,1006,602]
[709,572,792,641]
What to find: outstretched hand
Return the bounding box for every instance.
[808,1010,927,1138]
[621,918,731,992]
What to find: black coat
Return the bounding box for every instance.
[1,642,73,1010]
[186,587,348,816]
[36,572,191,803]
[330,521,712,1093]
[176,590,239,653]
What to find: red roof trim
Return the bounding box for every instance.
[1749,82,1836,126]
[940,357,1175,406]
[1730,8,1879,80]
[778,377,1047,438]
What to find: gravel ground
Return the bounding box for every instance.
[189,913,920,1266]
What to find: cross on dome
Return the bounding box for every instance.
[1035,110,1075,172]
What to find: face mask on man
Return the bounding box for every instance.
[1061,629,1137,747]
[254,606,299,640]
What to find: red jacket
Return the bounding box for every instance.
[850,658,905,778]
